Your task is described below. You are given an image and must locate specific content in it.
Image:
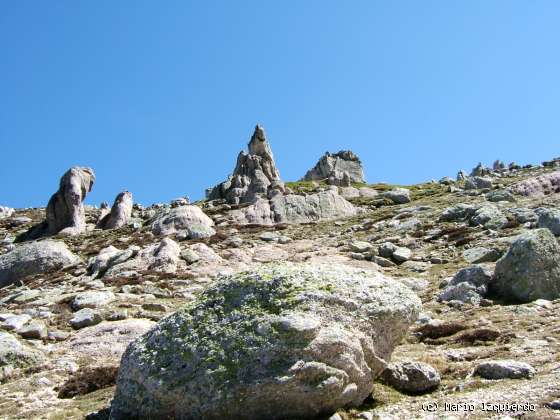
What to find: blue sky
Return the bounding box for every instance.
[1,1,559,208]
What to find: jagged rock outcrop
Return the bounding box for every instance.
[17,167,95,241]
[110,263,421,420]
[302,150,365,184]
[0,240,80,288]
[97,191,133,230]
[207,125,281,205]
[509,171,560,197]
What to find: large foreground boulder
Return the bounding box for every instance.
[0,240,80,288]
[110,263,421,420]
[492,229,560,302]
[302,150,365,184]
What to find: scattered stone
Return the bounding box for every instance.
[223,236,243,248]
[372,256,396,268]
[384,188,411,204]
[70,308,102,329]
[537,208,560,236]
[259,232,278,242]
[509,207,537,224]
[97,191,133,230]
[17,320,48,340]
[180,248,200,265]
[110,263,421,420]
[302,150,365,184]
[68,319,155,362]
[473,360,535,379]
[381,361,440,394]
[141,303,167,312]
[358,188,378,198]
[0,240,80,288]
[462,247,501,263]
[470,205,507,230]
[439,204,476,222]
[3,314,31,331]
[0,331,45,368]
[378,242,398,259]
[87,245,139,278]
[465,176,493,190]
[492,229,560,302]
[349,241,373,253]
[547,400,560,410]
[72,291,116,310]
[392,247,412,263]
[486,189,515,202]
[48,330,70,341]
[439,282,483,305]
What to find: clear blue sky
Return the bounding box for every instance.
[1,1,559,208]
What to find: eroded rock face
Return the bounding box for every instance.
[302,150,365,184]
[17,167,95,241]
[509,171,560,197]
[492,229,560,302]
[97,191,133,230]
[46,167,95,236]
[207,125,281,205]
[228,189,357,225]
[0,240,80,288]
[110,263,421,420]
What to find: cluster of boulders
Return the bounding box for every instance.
[439,228,560,305]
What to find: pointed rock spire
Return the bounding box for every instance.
[206,124,282,204]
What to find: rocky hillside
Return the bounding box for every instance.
[1,130,560,419]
